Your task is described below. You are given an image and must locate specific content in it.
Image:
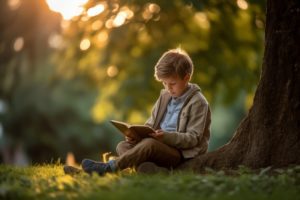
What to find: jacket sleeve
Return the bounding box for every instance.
[144,97,161,128]
[162,100,209,149]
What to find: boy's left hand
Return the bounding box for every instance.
[150,129,164,141]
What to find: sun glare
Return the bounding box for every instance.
[46,0,88,20]
[87,4,105,17]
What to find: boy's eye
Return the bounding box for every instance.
[162,82,176,86]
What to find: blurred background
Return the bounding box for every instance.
[0,0,265,166]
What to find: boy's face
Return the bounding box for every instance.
[160,74,190,97]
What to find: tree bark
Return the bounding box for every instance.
[179,0,300,171]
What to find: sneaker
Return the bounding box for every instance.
[63,165,82,175]
[81,159,113,176]
[137,162,169,174]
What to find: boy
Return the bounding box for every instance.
[64,48,211,175]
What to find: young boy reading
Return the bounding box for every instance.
[64,48,211,175]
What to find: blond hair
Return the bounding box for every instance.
[154,48,194,81]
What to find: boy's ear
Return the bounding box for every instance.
[184,74,191,81]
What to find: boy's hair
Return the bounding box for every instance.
[154,48,194,81]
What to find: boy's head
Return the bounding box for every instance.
[154,48,194,97]
[154,48,194,80]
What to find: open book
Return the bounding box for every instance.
[110,120,155,140]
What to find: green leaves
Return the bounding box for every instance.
[0,0,266,162]
[57,0,266,120]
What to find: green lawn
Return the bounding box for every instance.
[0,164,299,200]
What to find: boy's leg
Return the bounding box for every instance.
[115,138,181,170]
[116,141,135,156]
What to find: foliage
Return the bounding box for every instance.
[59,0,266,121]
[0,0,266,162]
[0,164,299,200]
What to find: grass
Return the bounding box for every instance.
[0,164,299,200]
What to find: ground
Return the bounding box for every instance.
[0,164,299,200]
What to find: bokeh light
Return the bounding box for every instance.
[113,11,127,27]
[7,0,21,10]
[46,0,88,20]
[48,33,64,49]
[87,4,105,17]
[194,12,210,30]
[13,37,24,52]
[95,31,108,48]
[107,65,119,77]
[237,0,249,10]
[79,38,91,51]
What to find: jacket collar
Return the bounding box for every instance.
[161,83,201,101]
[153,83,201,129]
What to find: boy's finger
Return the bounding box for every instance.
[149,133,156,137]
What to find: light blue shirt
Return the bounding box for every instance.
[160,86,191,132]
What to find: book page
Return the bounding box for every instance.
[110,120,154,139]
[110,120,129,135]
[130,125,155,138]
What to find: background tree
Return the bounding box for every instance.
[0,0,110,164]
[0,0,266,164]
[179,0,300,170]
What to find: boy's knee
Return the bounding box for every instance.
[116,141,131,156]
[139,138,159,148]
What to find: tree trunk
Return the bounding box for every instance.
[179,0,300,171]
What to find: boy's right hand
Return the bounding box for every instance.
[124,129,141,144]
[125,136,138,144]
[149,129,164,141]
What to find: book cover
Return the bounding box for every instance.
[110,120,155,139]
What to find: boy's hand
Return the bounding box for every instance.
[150,129,164,141]
[125,136,138,144]
[124,129,141,144]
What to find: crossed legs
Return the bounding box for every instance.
[115,138,182,170]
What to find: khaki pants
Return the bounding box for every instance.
[115,138,182,170]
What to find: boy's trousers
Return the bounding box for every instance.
[115,138,181,170]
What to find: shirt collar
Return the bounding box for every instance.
[172,84,192,103]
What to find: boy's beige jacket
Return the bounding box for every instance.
[145,83,211,158]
